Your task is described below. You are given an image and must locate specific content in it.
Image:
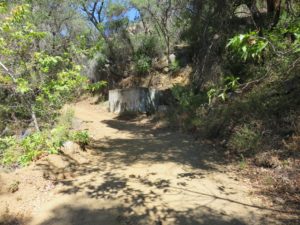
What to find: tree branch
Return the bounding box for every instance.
[0,61,17,82]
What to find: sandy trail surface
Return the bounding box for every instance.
[0,98,288,225]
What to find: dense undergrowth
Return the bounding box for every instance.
[0,109,89,166]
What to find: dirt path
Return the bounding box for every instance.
[0,98,289,225]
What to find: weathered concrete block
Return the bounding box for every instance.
[109,87,160,114]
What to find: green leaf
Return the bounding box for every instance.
[242,46,247,53]
[16,78,31,94]
[239,34,245,41]
[218,92,226,101]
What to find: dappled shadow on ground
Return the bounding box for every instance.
[36,203,256,225]
[31,113,297,225]
[89,136,220,171]
[33,157,289,225]
[92,116,226,171]
[0,212,30,225]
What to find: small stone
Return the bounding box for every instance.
[57,173,66,180]
[169,54,176,64]
[275,197,285,204]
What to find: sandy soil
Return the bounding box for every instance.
[0,97,294,225]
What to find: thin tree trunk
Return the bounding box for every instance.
[267,0,282,29]
[31,106,40,132]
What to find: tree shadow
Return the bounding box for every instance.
[34,203,256,225]
[37,205,147,225]
[29,113,298,225]
[91,117,226,171]
[0,211,30,225]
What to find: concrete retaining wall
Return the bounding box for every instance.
[109,87,160,114]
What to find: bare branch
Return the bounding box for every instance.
[287,57,300,75]
[0,61,17,82]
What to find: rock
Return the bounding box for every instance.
[61,141,90,164]
[8,181,20,193]
[169,54,176,63]
[57,173,66,180]
[274,197,285,204]
[62,141,81,155]
[163,67,169,73]
[46,154,71,169]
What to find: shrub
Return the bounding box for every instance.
[192,106,231,139]
[207,75,240,105]
[171,84,207,110]
[135,55,151,75]
[226,31,268,62]
[135,35,162,59]
[169,85,209,131]
[133,35,164,75]
[0,137,19,165]
[0,109,90,166]
[87,81,108,95]
[170,59,180,72]
[70,130,90,148]
[0,137,16,155]
[19,132,46,165]
[228,124,262,155]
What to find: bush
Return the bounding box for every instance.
[0,137,19,165]
[135,35,163,59]
[135,55,151,75]
[169,85,209,131]
[169,59,180,72]
[0,109,90,166]
[87,81,108,95]
[228,124,261,155]
[171,84,207,110]
[17,124,72,166]
[192,106,231,139]
[133,35,164,75]
[70,130,90,149]
[207,75,240,105]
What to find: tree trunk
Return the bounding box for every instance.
[267,0,282,29]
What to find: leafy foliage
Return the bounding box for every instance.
[135,55,151,75]
[207,75,240,104]
[227,32,269,61]
[87,81,108,94]
[169,59,180,72]
[135,35,162,59]
[0,109,90,166]
[71,131,90,147]
[228,124,262,155]
[0,3,88,130]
